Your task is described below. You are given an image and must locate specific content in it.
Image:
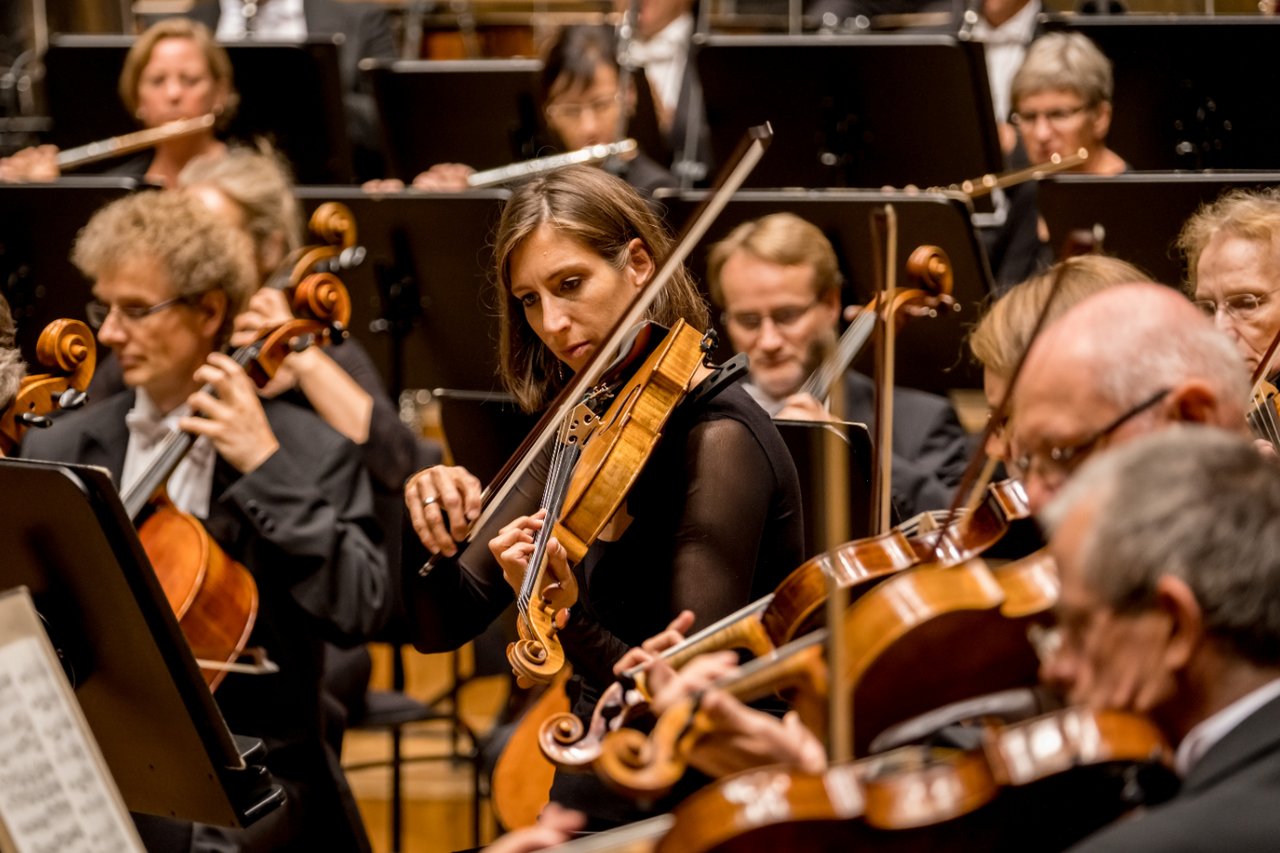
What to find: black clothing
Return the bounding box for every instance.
[19,391,388,852]
[1069,694,1280,852]
[405,380,805,821]
[616,151,678,198]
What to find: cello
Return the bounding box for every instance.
[0,319,97,455]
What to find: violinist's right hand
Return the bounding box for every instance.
[411,162,474,192]
[405,464,482,556]
[774,392,836,423]
[0,145,60,183]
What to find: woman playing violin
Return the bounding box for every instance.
[0,19,233,188]
[404,164,804,826]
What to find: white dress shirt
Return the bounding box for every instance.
[971,0,1041,124]
[1174,677,1280,778]
[121,388,217,519]
[217,0,308,41]
[628,13,694,118]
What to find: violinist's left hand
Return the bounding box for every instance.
[489,509,578,616]
[483,803,585,853]
[181,352,280,474]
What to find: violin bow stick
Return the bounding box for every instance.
[423,125,773,574]
[927,258,1073,558]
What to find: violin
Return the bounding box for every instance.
[0,319,96,455]
[655,706,1172,853]
[122,276,350,689]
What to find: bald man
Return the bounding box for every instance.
[1008,282,1249,512]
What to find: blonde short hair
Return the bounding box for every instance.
[706,213,842,308]
[970,255,1147,379]
[72,190,256,347]
[118,19,238,129]
[1011,32,1113,114]
[1177,188,1280,292]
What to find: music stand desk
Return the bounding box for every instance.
[0,458,281,826]
[655,188,994,394]
[1039,171,1280,287]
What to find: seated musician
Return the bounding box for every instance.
[987,31,1127,288]
[706,212,970,520]
[0,19,233,188]
[1039,427,1280,852]
[367,25,676,195]
[17,190,388,852]
[969,254,1147,461]
[1178,188,1280,381]
[402,164,804,828]
[1008,282,1249,512]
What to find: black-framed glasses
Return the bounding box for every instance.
[1192,289,1280,321]
[1009,387,1171,487]
[85,295,189,329]
[1009,104,1088,129]
[720,298,821,333]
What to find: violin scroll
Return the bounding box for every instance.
[291,272,352,329]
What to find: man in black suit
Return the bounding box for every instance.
[19,189,388,852]
[707,212,970,520]
[1038,427,1280,852]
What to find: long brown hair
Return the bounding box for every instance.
[494,165,708,412]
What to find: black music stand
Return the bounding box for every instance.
[41,35,353,183]
[294,188,512,395]
[776,419,876,558]
[364,58,543,181]
[693,34,1001,193]
[1038,171,1280,287]
[0,458,283,826]
[1042,17,1280,172]
[655,188,994,394]
[0,178,142,359]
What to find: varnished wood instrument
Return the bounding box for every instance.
[0,319,96,455]
[55,114,217,172]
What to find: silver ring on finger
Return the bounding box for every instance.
[422,495,439,508]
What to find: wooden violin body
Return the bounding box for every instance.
[0,319,96,455]
[508,320,708,686]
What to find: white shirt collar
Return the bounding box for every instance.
[122,388,216,519]
[1174,677,1280,777]
[971,0,1040,44]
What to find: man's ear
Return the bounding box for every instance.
[196,289,229,341]
[1166,379,1219,426]
[1154,575,1204,675]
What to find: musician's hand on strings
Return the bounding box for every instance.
[0,145,60,183]
[489,509,578,614]
[182,352,280,474]
[692,695,828,778]
[611,610,696,677]
[412,162,474,192]
[484,803,585,853]
[775,393,835,423]
[406,464,483,556]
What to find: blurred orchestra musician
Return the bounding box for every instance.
[1007,282,1249,513]
[0,292,24,418]
[369,25,676,195]
[17,190,388,852]
[1178,188,1280,383]
[706,212,970,520]
[1040,427,1280,852]
[401,165,805,828]
[968,254,1147,462]
[986,31,1127,290]
[0,19,234,188]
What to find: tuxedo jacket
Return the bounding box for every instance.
[1070,693,1280,852]
[18,390,389,753]
[840,371,972,519]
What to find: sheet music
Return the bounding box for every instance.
[0,594,144,853]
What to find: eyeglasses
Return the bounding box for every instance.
[544,92,620,122]
[1009,104,1089,129]
[1008,387,1171,488]
[86,295,189,329]
[720,299,821,333]
[1192,289,1280,321]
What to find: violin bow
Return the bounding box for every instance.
[421,124,774,575]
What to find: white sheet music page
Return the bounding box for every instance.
[0,588,144,853]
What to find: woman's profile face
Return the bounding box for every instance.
[507,223,653,373]
[135,37,224,127]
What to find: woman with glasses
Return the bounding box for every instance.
[365,25,676,195]
[1179,188,1280,381]
[0,19,235,188]
[401,165,804,828]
